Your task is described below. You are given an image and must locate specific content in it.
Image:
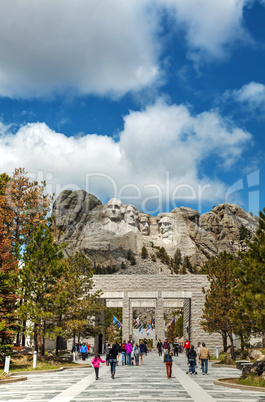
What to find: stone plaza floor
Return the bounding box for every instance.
[1,352,265,402]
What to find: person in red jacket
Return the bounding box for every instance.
[184,338,190,361]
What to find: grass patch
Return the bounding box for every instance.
[8,355,82,373]
[222,374,265,388]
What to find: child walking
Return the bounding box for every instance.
[91,353,106,380]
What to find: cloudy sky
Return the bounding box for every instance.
[0,0,264,215]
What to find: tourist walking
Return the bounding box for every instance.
[108,343,119,379]
[72,343,79,360]
[163,338,170,354]
[134,344,140,366]
[143,338,148,356]
[173,338,179,357]
[125,341,133,366]
[196,342,201,369]
[105,343,111,366]
[187,345,197,375]
[91,353,106,380]
[184,338,190,361]
[164,346,173,378]
[80,342,88,361]
[198,342,210,375]
[139,341,147,364]
[121,340,126,365]
[157,339,163,356]
[115,341,121,366]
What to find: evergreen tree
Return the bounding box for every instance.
[173,248,182,273]
[58,253,104,349]
[181,256,194,273]
[175,313,183,339]
[127,249,133,261]
[19,223,65,353]
[121,261,126,270]
[141,246,148,259]
[130,256,136,265]
[235,209,265,347]
[201,252,238,359]
[156,247,170,265]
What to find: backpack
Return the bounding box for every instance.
[164,352,172,363]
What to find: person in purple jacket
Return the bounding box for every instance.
[125,341,133,366]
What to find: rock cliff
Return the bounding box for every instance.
[52,190,258,272]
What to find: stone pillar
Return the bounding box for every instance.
[122,292,130,342]
[129,303,133,339]
[183,299,191,341]
[155,291,164,343]
[189,288,222,353]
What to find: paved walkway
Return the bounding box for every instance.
[1,352,265,402]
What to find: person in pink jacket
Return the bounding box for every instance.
[125,341,133,366]
[91,353,106,380]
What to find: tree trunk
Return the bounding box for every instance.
[221,331,228,352]
[22,320,26,347]
[262,331,265,348]
[56,315,62,356]
[72,329,76,351]
[41,319,46,356]
[56,336,59,356]
[34,323,38,352]
[228,330,236,361]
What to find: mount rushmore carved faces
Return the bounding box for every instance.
[158,216,172,238]
[124,205,139,227]
[139,214,150,236]
[106,198,123,222]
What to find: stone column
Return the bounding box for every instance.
[155,291,164,343]
[122,292,130,342]
[129,302,133,339]
[189,287,222,353]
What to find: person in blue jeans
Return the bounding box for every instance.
[198,342,210,375]
[108,343,119,379]
[121,340,126,365]
[80,342,88,361]
[187,345,197,375]
[125,341,133,365]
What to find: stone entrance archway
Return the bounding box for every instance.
[92,274,221,352]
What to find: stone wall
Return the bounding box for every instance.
[92,274,222,353]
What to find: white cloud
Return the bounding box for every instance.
[230,81,265,109]
[159,0,253,61]
[0,0,160,98]
[0,101,251,212]
[0,0,254,99]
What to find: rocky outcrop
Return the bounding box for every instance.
[52,190,258,271]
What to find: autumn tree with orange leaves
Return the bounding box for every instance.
[0,168,52,255]
[0,168,53,346]
[0,214,19,351]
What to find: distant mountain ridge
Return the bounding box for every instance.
[52,189,258,273]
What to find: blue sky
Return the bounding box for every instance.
[0,0,265,216]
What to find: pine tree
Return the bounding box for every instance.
[19,223,65,353]
[181,256,194,273]
[201,252,238,359]
[173,248,182,273]
[58,253,104,349]
[235,209,265,347]
[141,246,148,259]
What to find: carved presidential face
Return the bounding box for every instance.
[105,198,123,221]
[124,205,138,226]
[139,215,150,235]
[158,216,172,238]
